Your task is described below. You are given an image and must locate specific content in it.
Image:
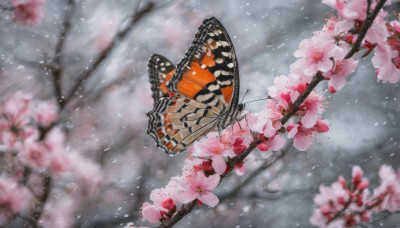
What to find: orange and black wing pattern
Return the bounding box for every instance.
[147,17,241,154]
[148,54,176,102]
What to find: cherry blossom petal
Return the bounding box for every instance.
[197,191,219,207]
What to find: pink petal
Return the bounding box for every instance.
[301,111,318,128]
[177,191,198,204]
[293,135,312,151]
[329,73,346,91]
[287,124,299,138]
[269,134,286,151]
[142,202,162,223]
[203,174,220,191]
[198,191,219,207]
[212,156,226,175]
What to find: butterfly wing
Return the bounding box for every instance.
[168,17,240,129]
[148,54,176,102]
[147,17,240,154]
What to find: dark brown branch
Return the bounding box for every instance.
[61,2,155,109]
[51,0,76,107]
[158,1,388,227]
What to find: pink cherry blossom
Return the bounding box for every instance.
[19,141,51,170]
[69,156,102,196]
[298,91,325,128]
[0,177,31,225]
[231,119,253,147]
[33,100,58,127]
[322,0,372,21]
[371,44,400,83]
[12,0,47,26]
[177,171,220,207]
[268,75,303,108]
[287,120,329,151]
[150,187,178,210]
[142,202,164,223]
[310,165,373,227]
[190,132,235,175]
[325,47,359,92]
[38,197,75,228]
[291,35,337,77]
[257,133,286,152]
[373,165,400,212]
[365,11,389,47]
[247,101,282,138]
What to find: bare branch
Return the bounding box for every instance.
[61,2,155,109]
[51,0,76,107]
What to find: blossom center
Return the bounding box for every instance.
[312,52,323,62]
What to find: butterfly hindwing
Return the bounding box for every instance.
[147,17,241,154]
[148,54,176,102]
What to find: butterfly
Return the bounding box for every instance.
[147,17,244,154]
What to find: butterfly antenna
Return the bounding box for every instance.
[240,89,249,104]
[243,97,272,104]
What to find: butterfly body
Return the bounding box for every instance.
[147,17,242,154]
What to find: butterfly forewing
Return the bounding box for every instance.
[147,17,240,154]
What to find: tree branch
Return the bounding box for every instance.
[51,0,76,107]
[60,2,155,109]
[158,0,387,227]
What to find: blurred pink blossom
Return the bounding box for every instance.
[12,0,47,26]
[39,197,75,228]
[33,101,58,127]
[19,141,51,169]
[373,165,400,212]
[0,177,31,219]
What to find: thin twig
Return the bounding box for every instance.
[158,0,387,227]
[51,0,76,107]
[219,144,292,201]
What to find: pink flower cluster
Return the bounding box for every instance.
[142,101,293,224]
[310,165,400,228]
[323,0,400,84]
[0,92,102,226]
[12,0,47,26]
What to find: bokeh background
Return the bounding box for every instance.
[1,0,400,227]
